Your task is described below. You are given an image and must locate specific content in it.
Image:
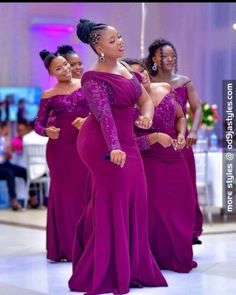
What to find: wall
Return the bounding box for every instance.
[0,2,235,138]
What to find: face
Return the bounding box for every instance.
[66,54,83,79]
[17,124,29,137]
[96,26,125,59]
[49,56,72,81]
[0,125,9,136]
[129,64,150,88]
[152,45,176,72]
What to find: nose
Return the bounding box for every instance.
[64,64,70,71]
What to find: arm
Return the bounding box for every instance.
[136,133,173,151]
[34,99,60,139]
[133,106,172,150]
[135,84,154,129]
[175,101,186,149]
[34,99,51,136]
[186,81,203,145]
[83,79,126,167]
[83,79,121,151]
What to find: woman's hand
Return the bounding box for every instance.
[176,133,186,149]
[186,131,198,147]
[135,116,153,129]
[45,126,60,139]
[110,149,126,168]
[72,117,87,130]
[156,132,174,148]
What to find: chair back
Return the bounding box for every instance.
[24,144,48,181]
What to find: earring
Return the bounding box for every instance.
[99,52,105,63]
[152,63,157,71]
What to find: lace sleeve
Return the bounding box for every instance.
[135,135,151,151]
[133,107,150,151]
[34,99,51,136]
[83,79,121,151]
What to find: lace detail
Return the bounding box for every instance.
[34,99,51,136]
[47,88,89,117]
[136,135,150,151]
[152,93,177,133]
[34,88,89,136]
[83,79,121,151]
[133,107,151,151]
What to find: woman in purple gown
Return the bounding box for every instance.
[68,19,167,295]
[34,50,90,262]
[56,44,84,79]
[145,39,203,245]
[125,59,197,272]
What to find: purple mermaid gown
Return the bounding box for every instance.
[68,71,167,294]
[34,88,90,262]
[135,92,197,272]
[174,82,203,239]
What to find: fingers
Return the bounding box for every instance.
[72,118,83,129]
[171,139,178,150]
[186,137,196,147]
[45,126,61,139]
[110,150,126,168]
[135,116,153,129]
[50,126,61,131]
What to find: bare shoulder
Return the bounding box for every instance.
[177,74,191,85]
[41,88,57,99]
[71,78,81,88]
[151,82,172,92]
[119,60,133,72]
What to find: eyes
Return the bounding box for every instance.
[139,66,145,73]
[109,34,122,44]
[70,62,83,67]
[55,61,70,71]
[162,55,177,61]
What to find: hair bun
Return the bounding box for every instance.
[57,44,74,55]
[39,49,51,61]
[76,18,97,44]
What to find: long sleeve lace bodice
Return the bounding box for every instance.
[83,79,121,151]
[34,88,89,137]
[34,99,50,136]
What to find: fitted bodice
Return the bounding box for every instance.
[34,88,89,136]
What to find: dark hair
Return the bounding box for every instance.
[145,38,178,76]
[0,121,9,129]
[56,44,77,57]
[39,49,58,70]
[76,18,108,53]
[122,58,146,69]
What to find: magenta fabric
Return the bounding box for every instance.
[135,92,197,273]
[174,84,203,238]
[34,88,91,261]
[68,71,167,294]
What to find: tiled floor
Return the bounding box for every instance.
[0,208,235,295]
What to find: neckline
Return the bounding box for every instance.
[42,87,81,100]
[174,81,191,91]
[154,92,172,109]
[174,84,186,91]
[83,70,134,81]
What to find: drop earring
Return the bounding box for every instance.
[99,52,106,63]
[152,63,157,71]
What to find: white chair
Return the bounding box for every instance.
[193,138,213,223]
[23,144,50,208]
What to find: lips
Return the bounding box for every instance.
[65,71,72,78]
